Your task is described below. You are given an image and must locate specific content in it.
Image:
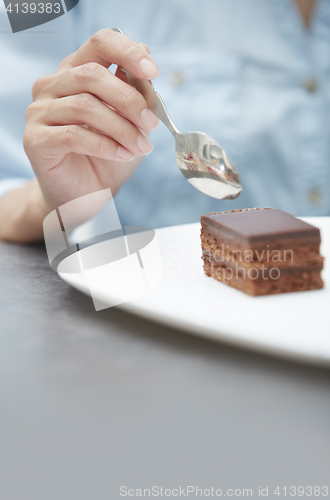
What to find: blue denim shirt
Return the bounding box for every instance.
[0,0,329,228]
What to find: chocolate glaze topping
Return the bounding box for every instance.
[201,208,320,243]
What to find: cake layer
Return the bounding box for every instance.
[203,257,324,296]
[202,251,323,281]
[201,228,324,270]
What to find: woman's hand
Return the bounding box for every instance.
[0,29,160,242]
[23,28,159,211]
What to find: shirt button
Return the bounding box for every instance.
[307,188,322,204]
[303,77,317,93]
[171,70,185,87]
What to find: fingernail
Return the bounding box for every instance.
[140,109,159,130]
[137,134,153,155]
[117,146,135,161]
[139,58,160,79]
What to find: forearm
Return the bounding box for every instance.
[0,179,50,243]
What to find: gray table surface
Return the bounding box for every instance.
[0,240,329,500]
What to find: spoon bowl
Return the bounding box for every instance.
[174,131,242,200]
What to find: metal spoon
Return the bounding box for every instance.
[113,28,242,200]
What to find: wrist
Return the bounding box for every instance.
[0,179,51,242]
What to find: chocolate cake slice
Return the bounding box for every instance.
[200,208,324,296]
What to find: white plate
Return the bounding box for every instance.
[58,217,330,366]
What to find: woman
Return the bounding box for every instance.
[0,0,328,241]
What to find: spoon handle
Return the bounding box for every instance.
[152,92,180,138]
[112,28,180,137]
[122,70,180,138]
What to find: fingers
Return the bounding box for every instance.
[26,29,160,176]
[24,124,137,165]
[32,64,159,132]
[30,94,154,157]
[60,29,159,80]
